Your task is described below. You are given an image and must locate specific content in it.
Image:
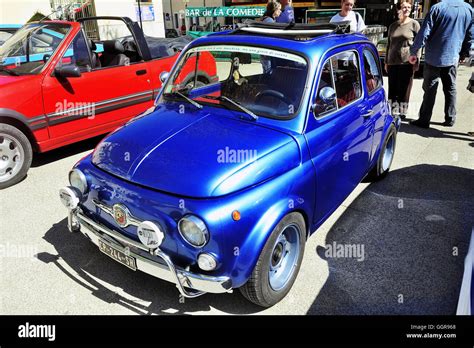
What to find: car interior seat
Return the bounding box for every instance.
[99,40,130,67]
[88,40,101,69]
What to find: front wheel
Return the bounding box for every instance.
[0,124,33,189]
[239,212,306,307]
[367,124,397,181]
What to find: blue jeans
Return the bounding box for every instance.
[418,64,457,125]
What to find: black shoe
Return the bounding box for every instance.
[399,114,407,120]
[410,119,429,129]
[442,120,455,127]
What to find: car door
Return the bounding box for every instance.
[305,47,374,225]
[361,46,387,164]
[42,26,153,141]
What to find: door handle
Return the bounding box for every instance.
[136,69,147,76]
[362,110,374,118]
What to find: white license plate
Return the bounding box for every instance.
[99,239,137,271]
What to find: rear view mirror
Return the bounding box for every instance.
[55,65,81,78]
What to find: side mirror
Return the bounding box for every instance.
[319,86,336,104]
[54,65,81,78]
[311,86,337,114]
[160,71,169,83]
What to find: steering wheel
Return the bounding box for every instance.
[255,89,292,106]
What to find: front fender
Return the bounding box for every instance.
[208,159,315,288]
[231,196,310,288]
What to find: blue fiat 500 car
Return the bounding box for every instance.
[59,22,399,307]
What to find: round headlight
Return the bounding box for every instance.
[198,253,218,271]
[178,215,209,247]
[69,169,88,194]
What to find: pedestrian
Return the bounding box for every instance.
[260,1,282,23]
[385,0,421,120]
[408,0,473,129]
[330,0,367,33]
[276,0,294,24]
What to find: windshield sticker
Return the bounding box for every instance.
[188,45,306,65]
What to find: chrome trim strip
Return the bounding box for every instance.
[81,207,145,250]
[92,199,142,228]
[48,90,153,118]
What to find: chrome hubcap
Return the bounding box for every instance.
[268,224,301,291]
[382,134,395,172]
[0,133,24,183]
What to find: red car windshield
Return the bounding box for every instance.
[0,23,70,75]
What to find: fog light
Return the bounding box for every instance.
[59,187,81,210]
[137,221,164,249]
[197,253,217,271]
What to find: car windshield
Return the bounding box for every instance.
[0,23,70,75]
[160,45,309,119]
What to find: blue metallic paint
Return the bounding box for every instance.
[71,31,397,289]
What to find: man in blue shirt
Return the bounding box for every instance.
[408,0,473,128]
[276,0,294,24]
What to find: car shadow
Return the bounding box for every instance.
[40,218,263,315]
[307,164,474,315]
[398,120,474,142]
[31,135,104,168]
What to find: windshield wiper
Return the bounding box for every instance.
[164,90,203,109]
[200,95,258,121]
[0,66,20,76]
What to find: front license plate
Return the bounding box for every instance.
[99,239,137,271]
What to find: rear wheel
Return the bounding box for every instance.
[0,124,32,189]
[367,124,397,181]
[240,212,306,307]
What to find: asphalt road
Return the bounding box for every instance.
[0,66,473,315]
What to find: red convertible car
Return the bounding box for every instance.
[0,16,216,189]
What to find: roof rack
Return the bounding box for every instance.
[234,20,351,37]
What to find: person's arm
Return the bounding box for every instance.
[413,20,422,60]
[410,7,436,57]
[460,12,473,61]
[357,13,367,33]
[385,25,393,69]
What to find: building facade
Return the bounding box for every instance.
[0,0,166,37]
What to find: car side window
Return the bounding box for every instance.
[314,60,337,116]
[61,32,92,72]
[331,51,362,108]
[363,49,382,93]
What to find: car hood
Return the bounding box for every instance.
[92,103,301,198]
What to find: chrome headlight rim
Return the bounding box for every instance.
[69,168,88,194]
[178,215,209,248]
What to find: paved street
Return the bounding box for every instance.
[0,65,473,315]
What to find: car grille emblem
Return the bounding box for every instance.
[113,204,128,227]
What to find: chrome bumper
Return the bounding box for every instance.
[65,206,232,298]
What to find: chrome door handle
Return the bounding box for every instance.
[362,110,374,118]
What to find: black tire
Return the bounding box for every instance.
[367,123,397,181]
[0,123,33,189]
[239,212,306,307]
